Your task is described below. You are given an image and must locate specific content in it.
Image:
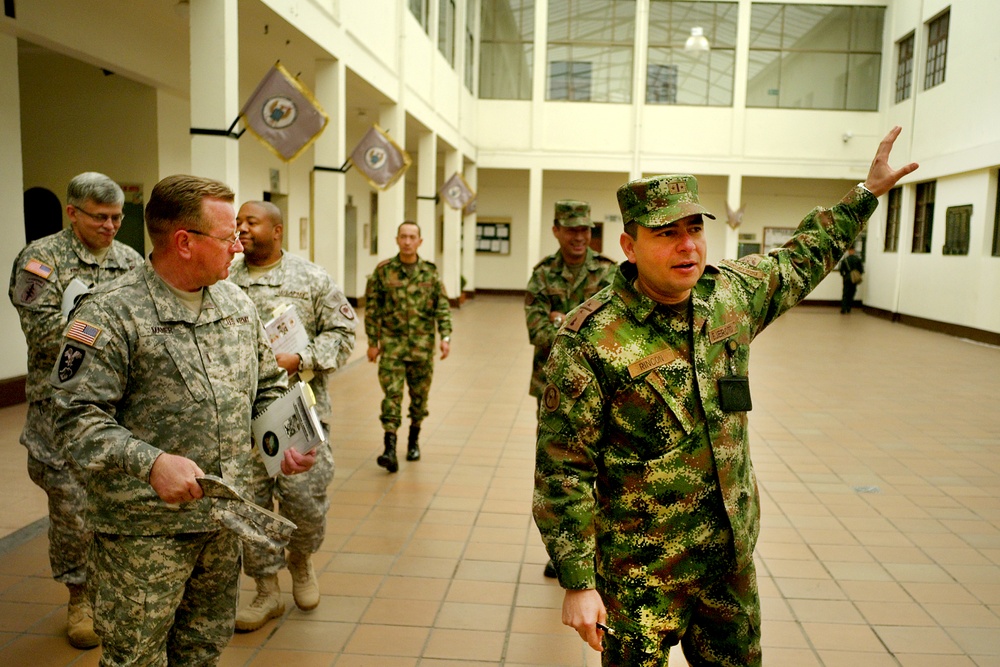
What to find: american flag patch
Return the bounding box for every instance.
[66,320,101,346]
[24,259,54,279]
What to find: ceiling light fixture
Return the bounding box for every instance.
[684,26,710,53]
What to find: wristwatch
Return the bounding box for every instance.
[442,336,451,343]
[553,315,564,327]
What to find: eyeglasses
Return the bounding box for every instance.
[73,207,124,225]
[185,228,242,249]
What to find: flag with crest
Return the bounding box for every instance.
[240,63,329,162]
[439,172,475,211]
[348,124,411,190]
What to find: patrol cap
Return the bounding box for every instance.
[198,475,296,552]
[554,200,593,228]
[616,174,716,228]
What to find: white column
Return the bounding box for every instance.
[312,59,347,286]
[441,150,462,300]
[378,105,406,259]
[461,163,478,296]
[525,167,543,280]
[724,173,743,260]
[189,0,240,191]
[0,32,27,380]
[417,130,438,256]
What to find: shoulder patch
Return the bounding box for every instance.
[55,344,89,384]
[339,303,356,320]
[375,258,392,269]
[13,272,48,306]
[65,319,102,347]
[23,258,54,279]
[720,259,766,280]
[565,297,606,333]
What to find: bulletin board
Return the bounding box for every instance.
[763,227,796,253]
[476,218,511,255]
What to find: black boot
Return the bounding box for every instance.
[377,432,398,473]
[406,425,421,461]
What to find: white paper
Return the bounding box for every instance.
[264,304,309,356]
[251,381,325,477]
[61,278,90,322]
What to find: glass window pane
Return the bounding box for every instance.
[851,6,885,51]
[782,5,849,51]
[706,50,735,106]
[746,50,780,108]
[481,0,535,100]
[846,53,880,111]
[749,4,782,50]
[778,52,848,109]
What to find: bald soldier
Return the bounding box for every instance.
[533,128,918,666]
[525,199,616,578]
[229,201,356,631]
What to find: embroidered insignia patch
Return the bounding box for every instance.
[66,320,102,347]
[14,272,47,306]
[542,384,561,412]
[339,303,356,320]
[24,258,54,279]
[57,344,87,383]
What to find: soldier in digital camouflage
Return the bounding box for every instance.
[50,175,315,666]
[229,201,357,631]
[526,199,616,578]
[365,221,452,472]
[8,172,143,649]
[532,127,918,666]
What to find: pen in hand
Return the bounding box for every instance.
[596,621,615,636]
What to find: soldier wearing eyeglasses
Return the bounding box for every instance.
[49,175,313,665]
[8,171,143,649]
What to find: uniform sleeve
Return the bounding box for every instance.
[435,274,452,338]
[525,267,558,351]
[9,248,66,379]
[51,303,164,482]
[532,335,604,590]
[363,270,383,346]
[299,275,357,373]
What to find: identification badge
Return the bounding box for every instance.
[718,376,752,412]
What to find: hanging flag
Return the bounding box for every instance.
[463,196,478,217]
[348,124,411,191]
[440,172,475,211]
[240,63,329,162]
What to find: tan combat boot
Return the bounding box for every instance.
[66,584,100,649]
[235,575,285,632]
[287,552,320,611]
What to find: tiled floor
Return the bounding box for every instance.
[0,294,998,666]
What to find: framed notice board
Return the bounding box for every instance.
[763,227,796,253]
[476,218,511,255]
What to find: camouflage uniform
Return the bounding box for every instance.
[8,227,142,587]
[525,247,616,399]
[533,181,878,666]
[229,251,356,575]
[51,260,286,665]
[364,254,452,431]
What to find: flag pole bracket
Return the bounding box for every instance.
[313,159,352,174]
[417,195,439,202]
[190,117,244,140]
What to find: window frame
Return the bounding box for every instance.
[884,186,901,253]
[912,181,936,254]
[924,9,949,90]
[894,32,914,103]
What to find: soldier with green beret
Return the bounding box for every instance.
[365,221,452,472]
[526,199,616,578]
[533,128,918,665]
[50,175,315,666]
[8,172,143,649]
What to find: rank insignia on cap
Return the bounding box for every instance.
[66,320,102,346]
[24,259,54,279]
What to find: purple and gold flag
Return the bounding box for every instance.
[240,63,329,162]
[348,124,411,191]
[440,172,475,211]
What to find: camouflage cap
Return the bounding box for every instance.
[198,475,296,552]
[616,175,716,228]
[554,200,593,228]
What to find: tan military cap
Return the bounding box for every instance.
[198,475,296,552]
[616,175,716,228]
[554,200,593,228]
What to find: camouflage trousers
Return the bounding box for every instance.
[599,558,761,667]
[27,454,89,586]
[243,438,335,577]
[377,356,433,431]
[91,530,240,667]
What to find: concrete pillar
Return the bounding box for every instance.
[417,130,438,256]
[525,167,543,280]
[312,59,347,286]
[441,150,462,300]
[377,105,406,261]
[189,0,240,191]
[461,163,478,296]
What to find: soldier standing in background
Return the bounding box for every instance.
[365,221,452,473]
[50,175,314,665]
[229,201,357,631]
[533,128,917,666]
[838,246,864,313]
[525,199,616,578]
[8,172,143,649]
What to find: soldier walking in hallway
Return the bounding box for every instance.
[365,221,452,472]
[229,201,357,631]
[8,172,143,649]
[839,246,864,313]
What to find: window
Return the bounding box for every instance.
[884,186,901,252]
[439,0,456,65]
[895,32,914,103]
[943,205,971,256]
[465,0,476,91]
[994,172,1000,257]
[409,0,428,32]
[924,9,949,90]
[547,0,636,103]
[479,0,534,100]
[646,1,737,106]
[912,181,935,254]
[747,4,885,111]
